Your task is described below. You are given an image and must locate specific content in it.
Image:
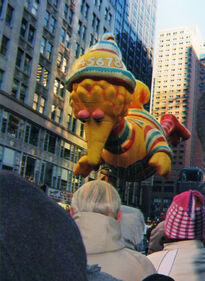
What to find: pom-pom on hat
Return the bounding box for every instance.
[164,190,205,240]
[65,33,136,93]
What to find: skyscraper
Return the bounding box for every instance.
[0,0,115,198]
[114,0,157,92]
[150,26,203,216]
[0,0,157,206]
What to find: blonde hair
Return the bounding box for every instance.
[71,180,121,219]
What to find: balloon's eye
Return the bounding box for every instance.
[77,110,90,123]
[92,109,104,122]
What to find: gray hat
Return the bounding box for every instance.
[0,170,87,281]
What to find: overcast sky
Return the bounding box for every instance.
[155,0,205,41]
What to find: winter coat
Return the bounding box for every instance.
[147,240,205,281]
[147,221,165,255]
[74,212,156,281]
[120,205,145,252]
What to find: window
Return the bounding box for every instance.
[31,0,39,16]
[78,20,82,35]
[67,113,72,131]
[0,69,4,89]
[60,28,70,48]
[57,52,62,67]
[56,107,62,123]
[44,11,49,27]
[28,25,35,44]
[1,112,21,139]
[68,8,73,24]
[40,37,53,60]
[103,27,108,33]
[80,1,84,12]
[80,123,84,137]
[108,13,112,24]
[0,0,5,17]
[81,2,89,18]
[11,79,27,103]
[8,115,20,138]
[24,123,39,146]
[89,34,94,46]
[95,0,102,10]
[61,141,71,160]
[54,79,65,98]
[44,132,56,154]
[33,93,46,114]
[49,0,58,8]
[20,18,36,44]
[16,49,32,75]
[20,18,28,37]
[92,13,96,27]
[49,16,56,33]
[64,3,68,19]
[61,56,69,73]
[5,4,14,26]
[16,48,24,68]
[71,117,77,133]
[96,18,100,32]
[67,114,77,134]
[44,11,56,33]
[24,54,32,74]
[51,104,62,124]
[36,64,49,87]
[79,47,84,56]
[84,3,89,18]
[0,35,9,56]
[92,13,100,31]
[75,42,80,58]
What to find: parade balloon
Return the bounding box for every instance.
[65,34,190,182]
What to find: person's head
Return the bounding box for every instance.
[120,205,145,250]
[142,273,175,281]
[0,170,88,281]
[164,189,205,240]
[70,180,122,221]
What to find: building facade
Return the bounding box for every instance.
[0,0,157,209]
[0,0,115,199]
[150,26,204,218]
[114,0,157,91]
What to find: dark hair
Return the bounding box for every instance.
[142,273,175,281]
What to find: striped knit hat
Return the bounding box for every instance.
[65,33,136,93]
[164,190,205,240]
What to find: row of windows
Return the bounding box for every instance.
[160,30,185,36]
[80,1,112,23]
[0,108,84,162]
[64,3,74,24]
[0,146,84,192]
[156,78,190,84]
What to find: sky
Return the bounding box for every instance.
[155,0,205,41]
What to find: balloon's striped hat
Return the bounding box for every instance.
[65,33,136,93]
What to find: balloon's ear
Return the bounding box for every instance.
[70,206,74,217]
[117,210,123,222]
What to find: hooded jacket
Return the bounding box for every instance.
[74,212,156,281]
[147,240,205,281]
